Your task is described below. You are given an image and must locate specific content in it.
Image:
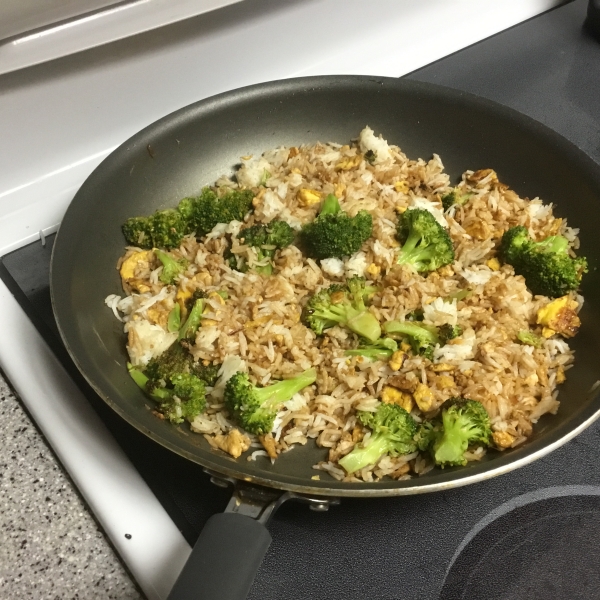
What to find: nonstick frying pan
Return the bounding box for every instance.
[51,76,600,599]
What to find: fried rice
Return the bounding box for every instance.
[106,126,583,482]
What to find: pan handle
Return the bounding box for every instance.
[167,472,338,600]
[166,512,272,600]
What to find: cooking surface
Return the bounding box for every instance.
[4,226,600,598]
[2,0,600,598]
[440,494,600,599]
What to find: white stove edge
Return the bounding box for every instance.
[0,1,567,598]
[0,0,244,76]
[0,278,190,600]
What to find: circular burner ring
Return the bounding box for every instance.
[439,493,600,600]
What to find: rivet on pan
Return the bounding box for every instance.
[210,476,229,489]
[309,503,329,512]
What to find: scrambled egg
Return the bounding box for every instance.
[485,257,501,271]
[335,155,362,171]
[492,431,515,449]
[388,351,407,372]
[536,296,580,338]
[297,188,321,206]
[120,250,153,293]
[381,385,414,413]
[413,383,435,412]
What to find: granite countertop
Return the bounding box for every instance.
[0,374,143,599]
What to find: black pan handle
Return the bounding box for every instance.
[167,512,272,600]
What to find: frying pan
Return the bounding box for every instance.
[50,76,600,599]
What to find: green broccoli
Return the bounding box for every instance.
[303,276,381,342]
[178,297,205,341]
[176,197,199,234]
[405,308,424,321]
[421,398,492,467]
[122,216,153,248]
[517,330,543,348]
[499,225,587,298]
[184,188,254,238]
[338,404,418,474]
[445,289,472,302]
[167,305,181,333]
[441,189,474,212]
[383,320,440,360]
[154,248,188,284]
[128,365,206,424]
[345,338,398,361]
[438,323,463,344]
[224,368,317,435]
[396,208,455,273]
[364,150,376,165]
[300,194,373,259]
[238,220,295,275]
[150,209,188,249]
[383,320,462,360]
[144,342,220,388]
[122,209,188,250]
[414,421,437,452]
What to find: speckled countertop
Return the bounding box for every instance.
[0,374,144,600]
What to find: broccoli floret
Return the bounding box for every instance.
[144,342,190,383]
[122,216,153,248]
[338,404,418,474]
[438,323,463,344]
[187,188,254,238]
[383,320,440,360]
[193,362,221,387]
[150,209,188,249]
[303,276,381,342]
[499,226,587,298]
[129,365,206,424]
[345,338,398,361]
[517,330,543,348]
[154,249,188,284]
[415,421,437,452]
[441,189,474,212]
[238,220,295,275]
[396,208,454,273]
[122,209,187,250]
[300,194,373,259]
[176,197,198,234]
[161,373,206,422]
[426,398,492,467]
[144,339,217,385]
[224,368,317,435]
[384,320,462,359]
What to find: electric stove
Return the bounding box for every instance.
[2,1,599,598]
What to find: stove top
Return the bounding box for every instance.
[3,234,600,600]
[2,1,600,598]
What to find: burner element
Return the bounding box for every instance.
[440,494,600,600]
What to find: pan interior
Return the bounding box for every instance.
[51,76,600,496]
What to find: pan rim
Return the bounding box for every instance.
[50,74,600,497]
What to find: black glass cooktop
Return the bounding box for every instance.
[2,1,600,598]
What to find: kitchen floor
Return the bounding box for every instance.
[0,374,143,599]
